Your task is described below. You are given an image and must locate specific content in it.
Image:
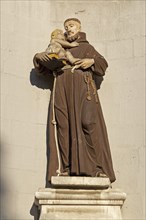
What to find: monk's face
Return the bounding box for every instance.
[64,20,81,37]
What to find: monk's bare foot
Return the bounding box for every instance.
[95,171,107,178]
[58,168,70,176]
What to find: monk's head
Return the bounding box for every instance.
[64,18,81,38]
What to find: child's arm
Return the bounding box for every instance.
[51,39,79,48]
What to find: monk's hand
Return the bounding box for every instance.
[35,52,51,62]
[74,58,94,69]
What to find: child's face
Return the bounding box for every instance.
[51,29,65,40]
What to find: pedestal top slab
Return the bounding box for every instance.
[35,187,127,205]
[51,176,111,189]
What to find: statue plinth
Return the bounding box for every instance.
[51,176,111,189]
[35,177,126,220]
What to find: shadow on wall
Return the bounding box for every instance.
[29,68,54,220]
[30,67,54,187]
[30,203,40,220]
[0,141,7,219]
[30,68,54,91]
[0,141,15,219]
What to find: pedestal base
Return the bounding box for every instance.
[35,177,126,220]
[40,205,123,220]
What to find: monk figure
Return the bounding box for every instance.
[33,18,116,183]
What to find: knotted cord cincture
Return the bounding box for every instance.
[84,73,98,103]
[51,72,61,176]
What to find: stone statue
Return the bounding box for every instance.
[45,29,80,67]
[33,18,116,183]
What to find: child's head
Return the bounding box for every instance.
[51,29,65,40]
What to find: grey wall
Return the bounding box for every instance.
[1,0,145,219]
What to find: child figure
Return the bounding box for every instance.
[45,29,81,72]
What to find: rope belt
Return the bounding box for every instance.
[51,72,61,176]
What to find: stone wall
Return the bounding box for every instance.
[1,0,145,219]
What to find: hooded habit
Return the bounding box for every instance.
[33,32,116,183]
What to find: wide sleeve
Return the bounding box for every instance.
[33,52,66,75]
[87,45,108,76]
[33,53,51,75]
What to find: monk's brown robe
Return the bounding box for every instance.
[33,32,116,183]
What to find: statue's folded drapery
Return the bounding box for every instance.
[33,32,116,183]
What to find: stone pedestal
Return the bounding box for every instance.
[35,177,126,220]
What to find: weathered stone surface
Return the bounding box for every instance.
[40,205,123,220]
[36,187,126,203]
[35,187,126,220]
[51,176,111,189]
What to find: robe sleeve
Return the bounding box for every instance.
[87,45,108,76]
[33,53,51,75]
[33,53,66,75]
